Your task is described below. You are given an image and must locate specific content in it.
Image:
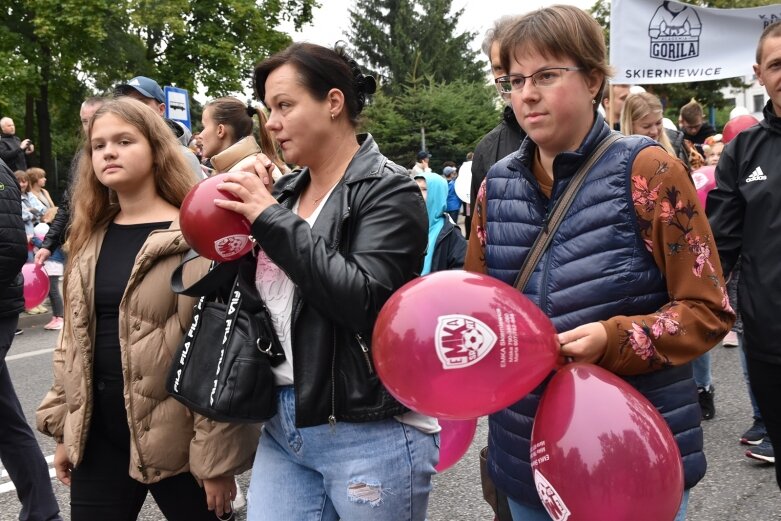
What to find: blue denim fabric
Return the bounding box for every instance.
[247,386,438,521]
[738,333,762,419]
[508,489,690,521]
[693,350,713,390]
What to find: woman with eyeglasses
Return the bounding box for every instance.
[466,6,734,520]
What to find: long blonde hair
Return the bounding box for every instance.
[620,92,675,156]
[66,98,195,263]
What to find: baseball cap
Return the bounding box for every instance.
[417,150,431,161]
[114,76,165,104]
[443,166,456,176]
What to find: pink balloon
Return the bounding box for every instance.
[435,418,477,472]
[180,173,253,261]
[691,165,716,210]
[22,264,50,309]
[722,114,759,144]
[531,363,684,521]
[372,270,559,419]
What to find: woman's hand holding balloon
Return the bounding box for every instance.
[214,153,277,224]
[557,322,608,364]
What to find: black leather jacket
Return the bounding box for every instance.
[250,134,428,427]
[0,159,27,317]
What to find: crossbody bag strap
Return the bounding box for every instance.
[171,249,238,297]
[513,132,622,292]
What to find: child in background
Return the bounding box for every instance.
[30,224,65,330]
[443,166,462,224]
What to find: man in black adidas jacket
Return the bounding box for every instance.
[0,158,63,520]
[707,21,781,489]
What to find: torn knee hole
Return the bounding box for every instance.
[347,481,383,506]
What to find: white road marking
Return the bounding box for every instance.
[0,454,56,494]
[6,348,54,361]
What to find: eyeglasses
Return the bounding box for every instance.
[494,67,583,94]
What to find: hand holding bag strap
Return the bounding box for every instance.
[513,132,622,292]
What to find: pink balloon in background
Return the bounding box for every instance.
[691,165,716,210]
[722,114,759,144]
[180,173,253,261]
[372,270,559,419]
[531,363,684,521]
[22,263,50,309]
[435,418,478,472]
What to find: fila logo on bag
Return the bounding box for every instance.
[214,235,249,259]
[435,315,497,370]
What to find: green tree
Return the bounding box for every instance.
[362,80,501,171]
[346,0,486,91]
[0,0,315,189]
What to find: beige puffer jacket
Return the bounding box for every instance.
[36,221,260,483]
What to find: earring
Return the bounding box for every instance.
[331,113,335,121]
[591,99,596,105]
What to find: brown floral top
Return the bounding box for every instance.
[464,146,735,376]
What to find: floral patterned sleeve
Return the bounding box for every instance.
[599,146,735,376]
[464,180,488,274]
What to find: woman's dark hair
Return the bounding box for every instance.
[253,41,377,125]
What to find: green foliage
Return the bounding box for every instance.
[363,81,501,171]
[0,0,316,185]
[346,0,486,91]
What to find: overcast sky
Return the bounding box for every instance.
[281,0,594,51]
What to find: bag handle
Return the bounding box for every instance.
[513,132,622,292]
[171,249,238,297]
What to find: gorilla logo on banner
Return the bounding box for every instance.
[435,315,497,370]
[648,1,702,61]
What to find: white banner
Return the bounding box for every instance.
[610,0,781,84]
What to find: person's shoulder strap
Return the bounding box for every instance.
[513,132,622,292]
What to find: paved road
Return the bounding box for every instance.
[2,319,780,520]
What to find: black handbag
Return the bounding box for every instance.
[166,251,285,423]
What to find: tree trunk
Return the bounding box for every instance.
[24,94,37,167]
[36,46,54,179]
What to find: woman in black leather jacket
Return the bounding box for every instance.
[214,42,438,521]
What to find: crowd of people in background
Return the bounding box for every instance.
[0,6,779,521]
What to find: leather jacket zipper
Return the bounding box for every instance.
[355,333,373,374]
[329,327,337,427]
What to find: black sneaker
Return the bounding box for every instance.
[745,439,775,464]
[14,328,23,336]
[741,418,767,446]
[697,386,715,420]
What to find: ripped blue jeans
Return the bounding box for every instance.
[247,386,439,521]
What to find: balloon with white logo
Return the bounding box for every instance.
[690,165,716,211]
[531,363,684,521]
[372,270,559,419]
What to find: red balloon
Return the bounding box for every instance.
[691,165,716,210]
[180,173,253,261]
[435,418,477,472]
[22,264,50,309]
[722,114,759,144]
[531,363,684,521]
[372,270,559,419]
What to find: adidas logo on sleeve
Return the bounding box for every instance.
[746,166,768,183]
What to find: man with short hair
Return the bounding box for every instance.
[113,76,203,178]
[0,118,34,171]
[470,15,526,228]
[678,99,717,152]
[708,20,781,484]
[412,150,432,174]
[35,97,107,266]
[601,84,631,130]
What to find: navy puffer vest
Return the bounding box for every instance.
[484,116,705,508]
